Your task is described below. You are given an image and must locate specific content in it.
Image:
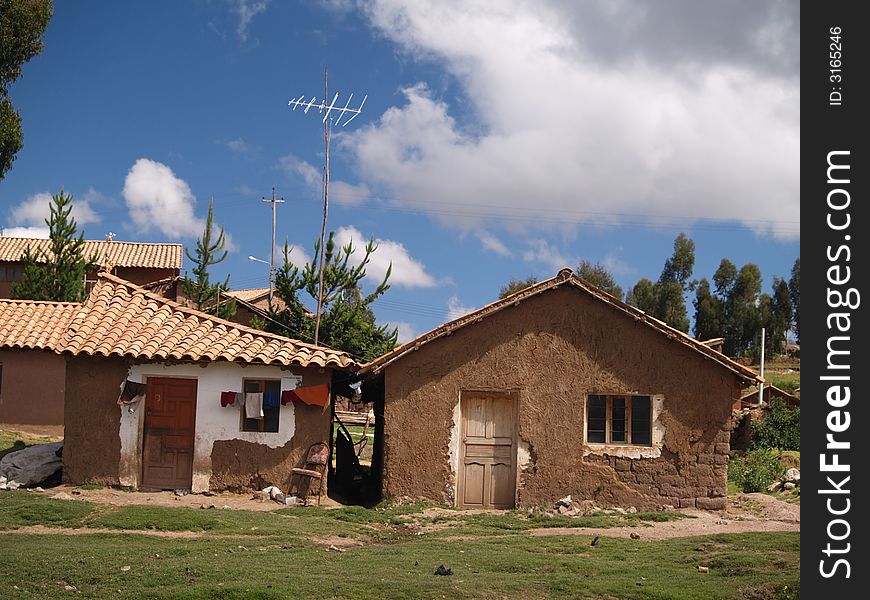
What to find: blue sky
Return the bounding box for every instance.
[1,1,799,342]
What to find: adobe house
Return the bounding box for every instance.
[0,237,183,427]
[3,271,354,493]
[0,300,78,426]
[0,236,183,297]
[359,269,760,511]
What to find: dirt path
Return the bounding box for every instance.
[4,525,206,538]
[527,493,799,540]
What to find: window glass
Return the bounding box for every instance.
[631,395,652,446]
[587,395,606,443]
[241,379,281,433]
[611,397,626,443]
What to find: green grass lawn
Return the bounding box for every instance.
[0,493,799,599]
[0,430,62,460]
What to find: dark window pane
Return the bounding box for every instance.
[587,395,607,443]
[611,397,626,442]
[631,396,652,446]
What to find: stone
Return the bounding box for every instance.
[696,497,727,511]
[783,468,800,484]
[626,506,637,514]
[767,481,782,492]
[630,532,641,539]
[557,505,572,515]
[0,442,63,487]
[783,482,796,491]
[52,492,74,500]
[555,495,573,509]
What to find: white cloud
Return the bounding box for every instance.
[475,230,512,257]
[122,158,206,239]
[222,137,258,155]
[522,239,575,272]
[386,320,419,344]
[600,250,635,277]
[339,1,799,240]
[446,295,474,321]
[333,225,437,288]
[276,242,312,268]
[232,0,269,42]
[1,226,49,238]
[278,154,370,207]
[9,190,101,227]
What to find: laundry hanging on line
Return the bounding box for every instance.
[281,383,330,407]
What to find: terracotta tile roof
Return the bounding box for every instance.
[360,268,761,384]
[0,237,182,270]
[58,272,354,370]
[0,300,79,351]
[225,288,270,303]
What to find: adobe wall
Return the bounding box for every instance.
[123,362,332,494]
[382,285,742,510]
[62,355,128,485]
[114,267,178,286]
[0,350,66,426]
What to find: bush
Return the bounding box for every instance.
[729,449,786,493]
[752,398,800,451]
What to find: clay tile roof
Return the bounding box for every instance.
[0,299,80,351]
[359,268,762,385]
[57,272,355,370]
[0,237,182,270]
[224,288,271,303]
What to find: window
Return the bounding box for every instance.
[1,266,23,283]
[241,379,281,433]
[586,394,652,446]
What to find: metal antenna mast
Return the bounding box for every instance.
[260,187,285,307]
[287,67,367,345]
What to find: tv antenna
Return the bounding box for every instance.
[287,67,367,345]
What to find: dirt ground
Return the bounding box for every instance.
[28,485,799,540]
[37,484,345,511]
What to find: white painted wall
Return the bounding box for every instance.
[121,362,307,492]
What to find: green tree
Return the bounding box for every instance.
[766,277,793,355]
[1,0,53,180]
[268,232,397,362]
[626,233,695,332]
[626,278,657,314]
[692,278,724,341]
[11,188,93,301]
[575,260,623,300]
[498,276,539,299]
[182,199,236,319]
[788,258,800,343]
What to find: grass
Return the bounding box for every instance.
[0,492,799,599]
[0,429,62,460]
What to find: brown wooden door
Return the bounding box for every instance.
[459,391,517,509]
[142,378,197,490]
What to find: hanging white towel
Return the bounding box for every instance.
[245,392,264,419]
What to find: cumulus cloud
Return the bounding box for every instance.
[1,226,49,238]
[9,190,101,228]
[475,230,512,257]
[123,159,206,238]
[333,225,437,288]
[221,137,258,155]
[446,295,474,321]
[232,0,269,42]
[278,154,370,207]
[600,249,636,277]
[337,1,799,239]
[276,242,312,268]
[523,239,576,272]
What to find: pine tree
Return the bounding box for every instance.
[268,232,397,361]
[11,188,93,302]
[788,258,800,343]
[182,199,236,319]
[498,276,539,299]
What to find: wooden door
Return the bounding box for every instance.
[142,378,197,490]
[458,391,517,509]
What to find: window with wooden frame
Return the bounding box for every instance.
[241,379,281,433]
[586,394,652,446]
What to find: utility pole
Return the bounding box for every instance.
[758,327,766,406]
[287,67,367,345]
[260,187,285,307]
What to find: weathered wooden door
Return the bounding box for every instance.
[458,391,517,509]
[142,378,197,490]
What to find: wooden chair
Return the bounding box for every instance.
[290,442,329,506]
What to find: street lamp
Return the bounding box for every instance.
[248,255,274,306]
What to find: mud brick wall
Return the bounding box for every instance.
[381,285,743,510]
